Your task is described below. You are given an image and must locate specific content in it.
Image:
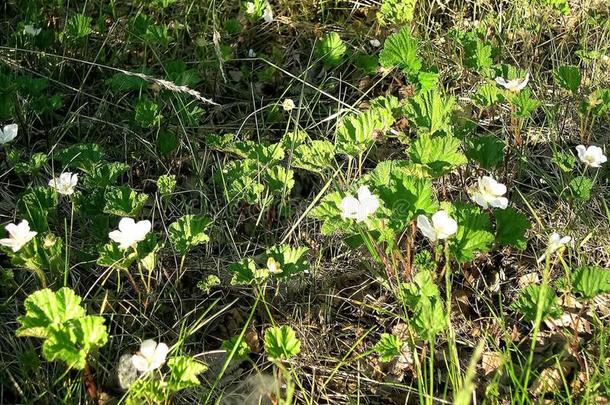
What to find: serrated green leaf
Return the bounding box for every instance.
[378,0,416,25]
[265,166,294,194]
[221,335,251,360]
[16,287,86,338]
[83,162,129,189]
[229,258,258,285]
[374,333,404,362]
[408,132,467,176]
[315,32,346,68]
[265,244,309,279]
[554,65,581,93]
[472,82,504,108]
[103,186,149,217]
[494,207,530,250]
[572,266,610,300]
[96,241,137,270]
[511,284,561,322]
[335,109,383,157]
[449,203,494,262]
[167,356,208,392]
[55,143,104,173]
[42,316,108,370]
[404,89,455,135]
[157,174,177,196]
[379,27,422,75]
[465,136,505,169]
[293,140,335,173]
[264,325,301,361]
[17,187,58,232]
[569,176,593,202]
[168,215,212,254]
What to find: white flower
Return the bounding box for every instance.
[0,124,18,144]
[575,145,607,168]
[495,72,530,92]
[23,25,42,36]
[537,232,571,263]
[245,2,256,15]
[131,340,169,373]
[340,185,379,223]
[469,176,509,209]
[48,172,78,195]
[0,220,37,252]
[262,5,274,23]
[248,48,257,58]
[282,98,295,112]
[108,218,152,250]
[417,210,458,242]
[266,257,282,274]
[369,39,381,47]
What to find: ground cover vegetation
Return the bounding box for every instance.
[1,0,610,403]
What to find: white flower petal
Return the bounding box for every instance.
[131,354,150,372]
[417,214,437,242]
[0,124,18,144]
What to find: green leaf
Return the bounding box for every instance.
[103,186,149,217]
[404,89,455,135]
[42,316,108,370]
[552,151,576,172]
[315,32,346,68]
[510,284,561,322]
[135,233,163,271]
[9,233,64,278]
[379,27,422,75]
[55,143,104,173]
[96,242,137,270]
[264,325,301,361]
[375,174,438,228]
[167,356,208,392]
[17,187,58,232]
[16,287,86,338]
[400,270,439,308]
[569,176,593,202]
[265,166,295,195]
[229,258,258,285]
[374,334,404,362]
[354,53,379,75]
[214,159,266,205]
[465,136,505,169]
[472,82,504,108]
[554,65,581,93]
[135,98,162,128]
[335,109,384,157]
[221,336,251,361]
[157,131,179,155]
[493,207,530,250]
[293,140,335,173]
[265,244,309,279]
[168,215,213,254]
[12,152,48,175]
[572,266,610,299]
[508,89,540,118]
[579,89,610,117]
[412,295,447,340]
[310,191,358,236]
[83,162,129,189]
[157,174,177,196]
[64,14,92,41]
[106,72,147,92]
[408,132,467,176]
[449,203,494,262]
[378,0,416,25]
[459,32,495,77]
[197,274,221,294]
